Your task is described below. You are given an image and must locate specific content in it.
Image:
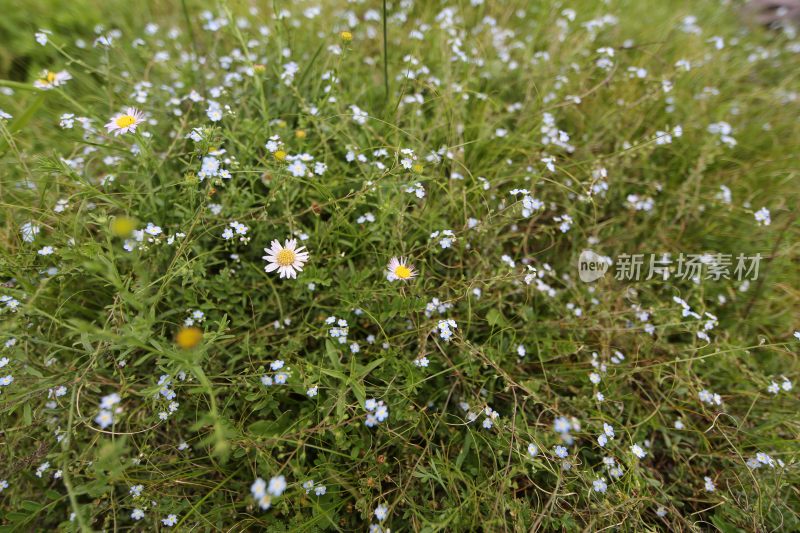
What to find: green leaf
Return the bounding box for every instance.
[486,308,508,327]
[20,501,42,512]
[349,379,366,407]
[357,357,386,378]
[248,412,294,437]
[455,431,473,469]
[0,92,46,154]
[325,339,343,370]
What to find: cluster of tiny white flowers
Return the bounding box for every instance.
[251,475,287,511]
[302,479,327,496]
[597,423,616,448]
[434,319,458,342]
[480,406,500,429]
[553,416,580,445]
[746,452,783,470]
[364,398,389,427]
[424,297,452,317]
[698,388,723,406]
[123,223,185,252]
[413,355,430,368]
[221,221,250,242]
[510,189,544,217]
[430,230,456,249]
[184,309,205,327]
[707,121,737,147]
[357,212,376,224]
[285,152,328,178]
[261,360,291,386]
[198,150,233,180]
[326,316,349,344]
[1,295,22,314]
[153,372,185,421]
[767,378,792,395]
[95,392,121,429]
[405,182,426,198]
[626,194,655,211]
[540,113,574,152]
[350,104,369,125]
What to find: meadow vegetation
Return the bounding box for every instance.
[0,0,798,530]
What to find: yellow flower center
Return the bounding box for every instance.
[115,115,136,128]
[46,71,57,82]
[110,216,136,237]
[276,248,296,266]
[394,265,412,279]
[176,327,203,349]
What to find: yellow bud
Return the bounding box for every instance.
[253,64,266,73]
[175,327,203,350]
[340,31,353,43]
[295,129,307,139]
[412,163,424,174]
[110,216,136,238]
[274,150,287,162]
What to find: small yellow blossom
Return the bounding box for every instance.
[176,327,203,349]
[110,217,136,237]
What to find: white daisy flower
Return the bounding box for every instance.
[386,257,417,281]
[262,238,310,279]
[105,107,145,136]
[33,70,72,89]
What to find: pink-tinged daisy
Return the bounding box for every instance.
[33,70,72,89]
[105,107,145,136]
[387,257,417,281]
[263,238,309,279]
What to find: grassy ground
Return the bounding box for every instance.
[0,0,798,531]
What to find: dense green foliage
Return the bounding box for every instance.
[0,0,798,531]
